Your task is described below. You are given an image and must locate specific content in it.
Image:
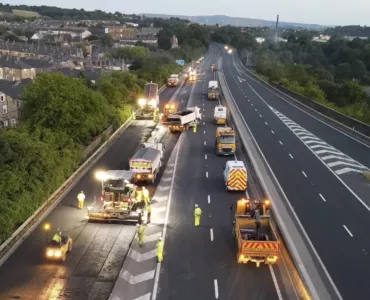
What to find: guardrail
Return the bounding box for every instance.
[243,67,370,142]
[217,56,337,300]
[0,65,189,266]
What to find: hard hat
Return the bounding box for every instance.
[158,236,162,240]
[195,204,198,207]
[142,186,146,190]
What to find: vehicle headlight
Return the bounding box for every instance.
[149,99,157,107]
[137,175,141,179]
[55,250,62,257]
[148,174,153,178]
[47,250,54,257]
[138,98,146,106]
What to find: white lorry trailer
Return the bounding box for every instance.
[130,147,162,184]
[166,107,202,133]
[167,74,179,87]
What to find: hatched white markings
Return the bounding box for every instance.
[121,270,155,284]
[279,141,283,145]
[289,154,294,159]
[157,186,170,191]
[343,225,354,237]
[152,195,168,202]
[161,177,172,182]
[133,294,151,300]
[164,169,174,174]
[270,106,369,176]
[152,206,167,213]
[129,249,157,262]
[144,233,163,243]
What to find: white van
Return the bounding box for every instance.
[214,106,227,124]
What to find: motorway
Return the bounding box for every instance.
[0,80,184,299]
[221,45,370,299]
[154,47,292,300]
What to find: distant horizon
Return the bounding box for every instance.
[3,0,369,26]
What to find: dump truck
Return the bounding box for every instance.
[161,103,177,124]
[130,147,162,184]
[211,64,216,72]
[223,160,247,191]
[88,170,145,222]
[208,81,220,100]
[167,74,179,87]
[216,127,235,155]
[233,199,279,267]
[166,107,201,133]
[214,105,227,124]
[140,142,164,159]
[188,70,197,82]
[135,82,159,120]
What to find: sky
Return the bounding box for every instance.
[4,0,370,26]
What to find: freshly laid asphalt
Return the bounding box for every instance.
[222,47,370,299]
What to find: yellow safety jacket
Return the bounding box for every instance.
[194,207,202,217]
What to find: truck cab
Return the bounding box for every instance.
[223,160,247,191]
[167,74,179,87]
[214,106,227,124]
[216,127,235,155]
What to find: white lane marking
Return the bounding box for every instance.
[205,154,207,160]
[208,195,211,204]
[265,122,268,125]
[310,145,335,150]
[204,141,206,146]
[245,189,250,198]
[269,265,284,300]
[214,279,219,299]
[161,177,172,182]
[343,225,354,237]
[251,103,254,106]
[152,195,168,202]
[289,154,294,159]
[302,171,307,177]
[133,293,151,300]
[306,140,327,145]
[152,134,182,299]
[206,172,209,178]
[121,270,155,284]
[248,99,250,101]
[204,130,206,134]
[279,141,283,145]
[203,122,205,125]
[328,161,368,169]
[321,155,355,162]
[336,167,364,175]
[129,249,157,262]
[255,109,257,112]
[259,114,262,118]
[210,229,214,241]
[319,193,327,202]
[271,130,274,134]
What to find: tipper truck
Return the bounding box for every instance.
[166,107,201,133]
[87,170,145,223]
[215,127,235,155]
[208,81,220,100]
[135,82,159,120]
[130,147,162,184]
[233,199,279,267]
[167,74,179,87]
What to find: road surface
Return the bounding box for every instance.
[155,46,287,300]
[0,83,184,300]
[222,45,370,299]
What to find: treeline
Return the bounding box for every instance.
[0,53,183,243]
[325,26,370,38]
[211,26,370,124]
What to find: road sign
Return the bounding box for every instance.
[176,60,184,66]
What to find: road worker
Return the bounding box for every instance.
[156,237,164,262]
[52,230,62,244]
[194,204,202,227]
[142,187,150,205]
[146,204,152,224]
[77,191,85,209]
[137,224,145,247]
[136,189,143,203]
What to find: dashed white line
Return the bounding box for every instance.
[203,122,205,125]
[259,114,262,118]
[255,109,257,112]
[251,103,254,106]
[265,122,268,125]
[279,141,283,145]
[208,195,211,204]
[271,130,274,134]
[248,99,250,101]
[289,154,294,159]
[343,225,354,237]
[205,154,207,160]
[214,279,219,299]
[210,228,214,241]
[204,141,206,146]
[302,171,307,177]
[206,172,209,178]
[204,130,206,134]
[319,193,327,202]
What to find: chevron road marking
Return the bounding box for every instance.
[336,168,365,175]
[143,233,162,243]
[133,294,151,300]
[129,249,157,262]
[161,177,172,182]
[168,163,175,167]
[314,149,347,155]
[120,270,155,284]
[164,169,174,174]
[310,145,335,150]
[152,206,166,213]
[321,155,355,162]
[157,186,170,191]
[152,195,168,202]
[328,161,368,169]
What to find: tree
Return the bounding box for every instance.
[309,67,334,82]
[317,80,340,102]
[335,63,352,81]
[158,35,172,50]
[101,33,113,47]
[351,60,366,80]
[338,81,366,106]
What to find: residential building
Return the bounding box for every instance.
[0,57,36,81]
[81,30,92,39]
[137,27,161,37]
[108,26,137,39]
[22,58,55,75]
[0,79,31,128]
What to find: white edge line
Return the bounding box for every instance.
[269,265,284,300]
[152,134,183,300]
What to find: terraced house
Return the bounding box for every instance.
[0,57,36,81]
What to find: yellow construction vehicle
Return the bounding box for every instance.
[216,127,235,155]
[223,160,247,191]
[214,106,227,124]
[161,103,177,124]
[233,199,279,267]
[45,232,72,262]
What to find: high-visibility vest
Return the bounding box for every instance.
[52,233,62,243]
[143,189,149,197]
[147,205,152,213]
[78,193,85,201]
[156,241,164,253]
[138,225,144,235]
[194,207,202,217]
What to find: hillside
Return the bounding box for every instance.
[141,13,327,29]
